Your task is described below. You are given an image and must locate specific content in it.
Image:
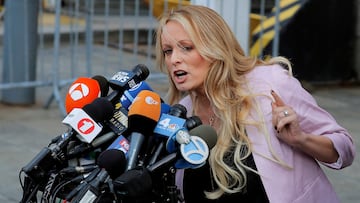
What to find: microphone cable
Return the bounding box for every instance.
[19,172,40,203]
[49,174,86,203]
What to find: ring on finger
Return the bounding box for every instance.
[283,110,289,117]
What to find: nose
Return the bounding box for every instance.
[170,48,182,65]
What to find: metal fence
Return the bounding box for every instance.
[0,0,284,116]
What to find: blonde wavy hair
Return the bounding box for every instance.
[155,5,292,199]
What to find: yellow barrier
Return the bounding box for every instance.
[144,0,190,18]
[250,0,302,57]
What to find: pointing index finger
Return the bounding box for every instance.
[271,90,285,106]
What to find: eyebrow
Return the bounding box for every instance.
[162,39,192,46]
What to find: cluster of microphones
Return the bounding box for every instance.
[19,64,218,203]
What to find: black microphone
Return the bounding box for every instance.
[113,125,217,200]
[186,115,202,130]
[82,97,114,122]
[67,131,119,159]
[125,90,162,171]
[91,75,109,97]
[106,64,150,104]
[21,98,114,183]
[168,103,187,118]
[97,149,128,180]
[69,149,127,202]
[92,74,131,136]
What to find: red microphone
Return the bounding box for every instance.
[65,77,101,114]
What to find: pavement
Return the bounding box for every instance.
[0,11,360,203]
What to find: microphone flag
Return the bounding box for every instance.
[179,135,209,165]
[62,108,103,143]
[154,113,186,138]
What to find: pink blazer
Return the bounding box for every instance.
[176,64,355,202]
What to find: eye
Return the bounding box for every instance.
[163,49,172,56]
[181,46,193,52]
[177,44,193,52]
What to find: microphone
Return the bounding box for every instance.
[66,94,127,162]
[65,77,102,114]
[148,125,218,171]
[69,149,127,202]
[153,104,188,139]
[91,75,109,97]
[105,105,128,136]
[97,149,127,179]
[106,135,130,156]
[176,124,217,169]
[119,81,153,110]
[107,82,169,136]
[21,131,73,183]
[66,131,119,159]
[164,116,203,154]
[165,127,190,153]
[168,103,187,118]
[185,116,202,130]
[22,98,114,183]
[62,97,114,143]
[187,124,217,151]
[160,102,171,114]
[112,125,217,200]
[148,104,190,165]
[106,64,150,104]
[126,90,162,171]
[82,97,115,122]
[133,101,175,167]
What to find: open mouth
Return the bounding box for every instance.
[175,70,187,77]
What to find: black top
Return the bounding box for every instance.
[183,150,269,203]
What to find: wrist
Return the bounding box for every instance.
[293,132,308,149]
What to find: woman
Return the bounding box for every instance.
[155,5,355,203]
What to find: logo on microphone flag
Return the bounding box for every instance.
[145,95,159,105]
[62,108,103,143]
[77,118,95,134]
[180,136,209,165]
[110,70,134,86]
[154,114,186,138]
[107,135,130,155]
[68,83,90,101]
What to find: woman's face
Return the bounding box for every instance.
[161,21,211,93]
